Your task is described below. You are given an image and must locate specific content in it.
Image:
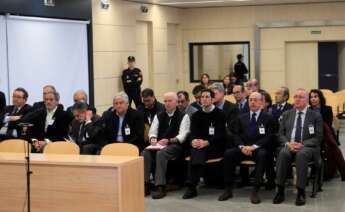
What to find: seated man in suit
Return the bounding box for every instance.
[24,92,70,152]
[0,88,32,140]
[0,90,5,114]
[271,86,293,121]
[233,85,249,114]
[182,88,226,199]
[190,85,203,110]
[177,90,198,118]
[32,85,57,111]
[137,88,165,126]
[101,92,145,151]
[273,88,323,206]
[69,102,101,155]
[142,92,190,199]
[210,83,239,126]
[218,92,275,204]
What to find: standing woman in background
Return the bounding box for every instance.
[309,89,345,181]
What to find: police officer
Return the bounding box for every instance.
[121,56,143,108]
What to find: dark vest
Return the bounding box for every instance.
[157,109,184,140]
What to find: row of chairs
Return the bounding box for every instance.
[0,139,139,156]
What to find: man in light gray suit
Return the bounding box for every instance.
[273,88,323,206]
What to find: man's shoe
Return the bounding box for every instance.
[250,191,261,204]
[273,193,285,204]
[182,186,197,199]
[151,186,166,199]
[295,193,306,206]
[218,186,233,201]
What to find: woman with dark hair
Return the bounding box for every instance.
[309,89,345,181]
[200,73,212,89]
[260,90,273,113]
[223,74,236,95]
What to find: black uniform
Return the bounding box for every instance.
[234,61,248,83]
[121,68,143,107]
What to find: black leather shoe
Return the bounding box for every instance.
[295,193,306,206]
[250,191,261,204]
[273,193,285,204]
[218,187,233,201]
[182,186,197,199]
[152,186,166,199]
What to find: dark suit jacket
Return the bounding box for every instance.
[233,111,275,149]
[236,100,249,114]
[69,115,102,147]
[0,104,32,137]
[137,100,165,125]
[0,91,5,114]
[278,108,323,152]
[23,105,70,141]
[100,107,145,151]
[271,102,293,121]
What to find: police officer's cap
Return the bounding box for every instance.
[128,56,136,62]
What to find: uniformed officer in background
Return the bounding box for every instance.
[121,56,143,108]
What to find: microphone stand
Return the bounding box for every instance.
[19,123,33,212]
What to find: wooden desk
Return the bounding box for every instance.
[0,153,144,212]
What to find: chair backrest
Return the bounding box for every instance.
[43,141,80,155]
[224,95,236,103]
[335,90,345,113]
[100,143,139,156]
[0,139,31,153]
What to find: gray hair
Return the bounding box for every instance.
[209,82,225,93]
[73,89,88,102]
[163,92,178,101]
[113,92,129,103]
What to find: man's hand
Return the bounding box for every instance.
[158,139,169,146]
[191,139,201,148]
[241,146,253,156]
[293,142,304,151]
[9,116,21,122]
[198,140,209,149]
[85,110,93,122]
[287,142,296,152]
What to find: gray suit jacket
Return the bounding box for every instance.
[278,108,323,151]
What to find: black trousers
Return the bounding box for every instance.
[223,147,269,187]
[125,88,142,108]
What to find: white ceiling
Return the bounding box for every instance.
[125,0,344,8]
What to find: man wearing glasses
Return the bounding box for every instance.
[0,88,32,140]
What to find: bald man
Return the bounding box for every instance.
[273,89,323,206]
[218,92,276,204]
[142,92,190,199]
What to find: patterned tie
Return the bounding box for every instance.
[294,111,303,142]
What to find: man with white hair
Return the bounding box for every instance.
[100,92,144,151]
[273,88,323,206]
[142,92,190,199]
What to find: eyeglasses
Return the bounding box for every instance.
[12,95,24,99]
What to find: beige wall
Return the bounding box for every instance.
[92,1,345,112]
[92,0,183,112]
[182,2,345,93]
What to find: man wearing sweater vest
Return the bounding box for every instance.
[142,92,190,199]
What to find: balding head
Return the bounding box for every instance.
[73,90,88,103]
[163,92,178,113]
[293,88,309,110]
[248,92,263,112]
